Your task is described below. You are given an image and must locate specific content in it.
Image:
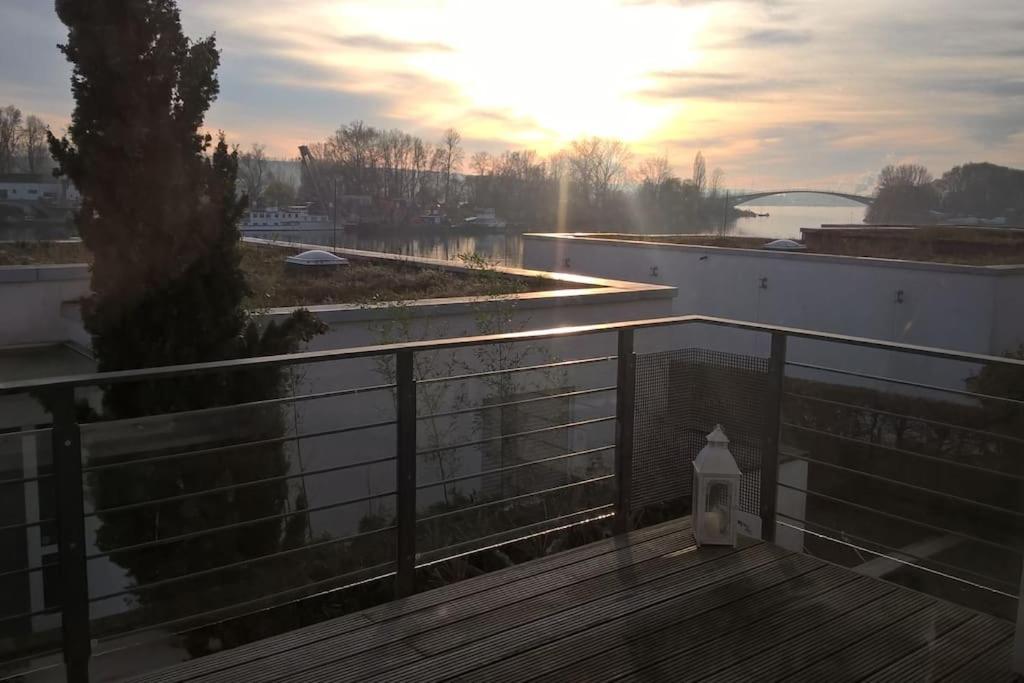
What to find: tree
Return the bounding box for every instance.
[637,156,672,186]
[49,0,324,645]
[865,163,938,224]
[439,128,464,206]
[936,162,1024,220]
[0,105,22,173]
[238,143,268,208]
[263,176,296,207]
[692,151,707,197]
[709,168,724,199]
[22,115,49,174]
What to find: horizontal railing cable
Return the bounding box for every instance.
[416,503,617,567]
[775,481,1023,555]
[84,383,396,429]
[89,525,396,604]
[95,562,395,643]
[87,455,396,517]
[416,445,615,490]
[785,391,1024,448]
[0,472,55,487]
[418,356,616,385]
[417,386,616,421]
[86,490,396,560]
[83,419,396,473]
[416,416,615,457]
[0,560,60,581]
[781,422,1024,482]
[776,516,1019,600]
[786,360,1024,407]
[0,517,55,534]
[418,474,614,523]
[0,605,61,626]
[774,512,1019,593]
[782,449,1024,519]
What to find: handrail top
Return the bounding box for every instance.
[2,314,1021,395]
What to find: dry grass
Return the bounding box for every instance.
[0,241,575,304]
[242,245,570,307]
[0,240,91,266]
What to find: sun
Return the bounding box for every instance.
[311,0,715,149]
[420,0,711,146]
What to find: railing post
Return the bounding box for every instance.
[760,332,787,544]
[395,351,417,598]
[1014,562,1024,675]
[614,329,636,535]
[51,388,91,683]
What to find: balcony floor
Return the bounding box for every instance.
[135,517,1016,683]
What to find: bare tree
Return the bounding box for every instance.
[239,143,269,207]
[692,151,707,197]
[567,137,631,206]
[470,151,492,177]
[709,167,724,198]
[22,115,49,174]
[439,128,464,206]
[637,156,673,185]
[0,105,23,173]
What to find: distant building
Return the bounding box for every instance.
[0,173,80,204]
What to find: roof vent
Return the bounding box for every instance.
[285,250,350,268]
[761,239,806,252]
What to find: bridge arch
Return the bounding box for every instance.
[730,189,874,206]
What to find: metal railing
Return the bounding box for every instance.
[1,314,1023,681]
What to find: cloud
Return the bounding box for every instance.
[639,71,814,100]
[733,28,813,46]
[327,33,453,54]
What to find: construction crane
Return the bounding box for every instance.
[298,145,331,216]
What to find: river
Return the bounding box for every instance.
[4,204,866,267]
[243,204,867,266]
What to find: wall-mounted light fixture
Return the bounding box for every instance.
[563,258,571,269]
[759,277,768,290]
[650,266,659,277]
[895,289,905,304]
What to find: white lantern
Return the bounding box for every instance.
[692,425,742,547]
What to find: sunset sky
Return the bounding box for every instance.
[2,0,1022,190]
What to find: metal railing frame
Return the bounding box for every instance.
[3,314,1024,680]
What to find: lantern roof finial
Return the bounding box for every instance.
[707,424,729,445]
[693,424,741,476]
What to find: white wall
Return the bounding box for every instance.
[523,234,1024,392]
[0,265,91,347]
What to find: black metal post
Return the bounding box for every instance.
[51,388,91,683]
[395,350,417,598]
[614,329,636,535]
[760,332,787,544]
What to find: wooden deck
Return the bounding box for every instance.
[132,517,1017,682]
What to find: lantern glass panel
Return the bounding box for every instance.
[705,481,731,536]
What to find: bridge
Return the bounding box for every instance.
[729,189,874,206]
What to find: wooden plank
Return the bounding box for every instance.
[186,523,706,683]
[450,554,830,683]
[860,613,1015,682]
[701,587,932,682]
[620,576,899,683]
[307,544,786,683]
[785,601,969,683]
[530,566,865,683]
[938,637,1016,682]
[137,517,690,683]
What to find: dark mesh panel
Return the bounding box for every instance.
[632,349,769,513]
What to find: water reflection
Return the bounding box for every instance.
[2,204,866,267]
[243,227,526,266]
